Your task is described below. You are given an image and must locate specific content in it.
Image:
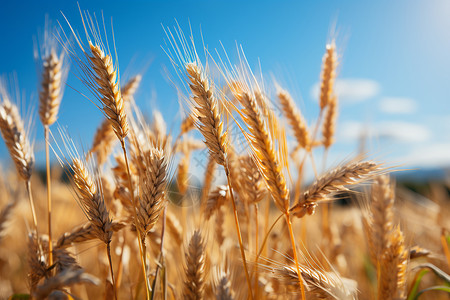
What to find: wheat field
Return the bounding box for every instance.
[0,6,449,300]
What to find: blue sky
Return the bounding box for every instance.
[0,0,449,172]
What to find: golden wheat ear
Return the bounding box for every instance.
[0,81,38,234]
[135,146,169,239]
[267,263,358,300]
[319,41,338,110]
[276,86,311,151]
[0,85,34,182]
[290,160,386,218]
[89,74,142,165]
[35,18,69,127]
[183,230,209,300]
[60,10,128,142]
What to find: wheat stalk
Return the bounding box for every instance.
[38,42,67,269]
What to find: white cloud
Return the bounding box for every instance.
[311,78,380,103]
[379,97,418,114]
[401,143,450,168]
[339,120,431,143]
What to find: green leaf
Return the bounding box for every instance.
[415,285,450,299]
[407,269,429,300]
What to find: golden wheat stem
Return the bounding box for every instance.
[225,168,254,300]
[255,212,284,271]
[263,199,270,258]
[321,149,331,243]
[441,229,450,268]
[25,179,39,237]
[285,213,306,300]
[115,230,127,290]
[253,203,259,297]
[106,242,118,300]
[308,150,319,178]
[44,126,53,268]
[120,141,150,299]
[150,206,168,300]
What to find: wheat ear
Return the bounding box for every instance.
[136,147,168,239]
[180,113,195,135]
[70,157,117,299]
[237,91,290,213]
[270,264,357,300]
[183,230,208,300]
[277,88,311,150]
[290,161,383,218]
[185,62,228,166]
[322,94,338,149]
[89,75,142,165]
[215,273,234,300]
[319,41,337,110]
[0,198,17,244]
[378,226,408,300]
[56,221,125,249]
[87,42,129,142]
[121,74,142,102]
[363,175,395,265]
[0,95,37,233]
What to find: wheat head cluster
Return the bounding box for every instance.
[0,8,449,300]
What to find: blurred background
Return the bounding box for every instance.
[0,0,449,187]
